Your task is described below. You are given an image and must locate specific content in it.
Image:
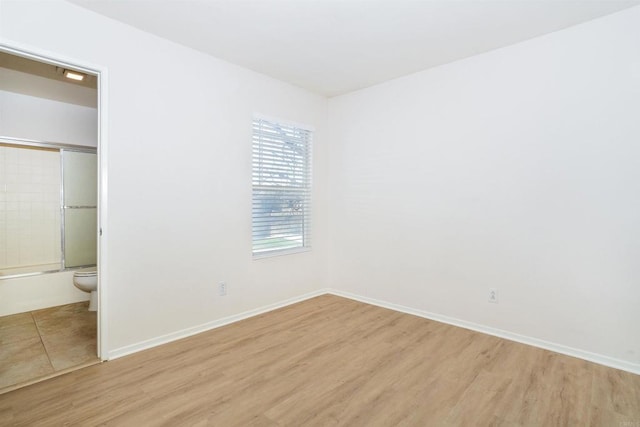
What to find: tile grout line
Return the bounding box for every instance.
[31,311,56,373]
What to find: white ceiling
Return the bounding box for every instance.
[70,0,639,97]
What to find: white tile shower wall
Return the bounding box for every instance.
[0,146,61,269]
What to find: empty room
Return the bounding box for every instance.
[0,0,639,425]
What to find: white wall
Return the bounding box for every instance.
[328,6,640,369]
[0,1,328,354]
[0,89,97,146]
[2,0,636,371]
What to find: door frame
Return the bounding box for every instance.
[0,38,110,360]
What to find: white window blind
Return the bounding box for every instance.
[252,117,312,256]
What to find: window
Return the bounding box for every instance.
[252,117,312,256]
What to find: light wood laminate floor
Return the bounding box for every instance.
[1,295,638,426]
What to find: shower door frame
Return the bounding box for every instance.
[0,40,110,361]
[60,147,99,270]
[0,138,98,273]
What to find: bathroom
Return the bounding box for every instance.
[0,51,99,391]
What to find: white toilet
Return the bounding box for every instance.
[73,270,97,311]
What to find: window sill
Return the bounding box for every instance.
[253,247,311,260]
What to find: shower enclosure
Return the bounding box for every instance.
[0,137,97,278]
[62,150,97,269]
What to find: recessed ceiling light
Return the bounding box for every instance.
[64,70,85,81]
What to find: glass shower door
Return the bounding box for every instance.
[62,150,97,268]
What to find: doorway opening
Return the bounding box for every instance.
[0,42,108,392]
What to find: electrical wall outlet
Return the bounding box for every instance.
[218,282,227,296]
[488,288,498,303]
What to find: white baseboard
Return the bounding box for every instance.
[327,289,640,376]
[108,288,330,360]
[108,287,639,375]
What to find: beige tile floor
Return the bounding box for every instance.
[0,302,99,391]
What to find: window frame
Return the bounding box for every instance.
[251,114,313,259]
